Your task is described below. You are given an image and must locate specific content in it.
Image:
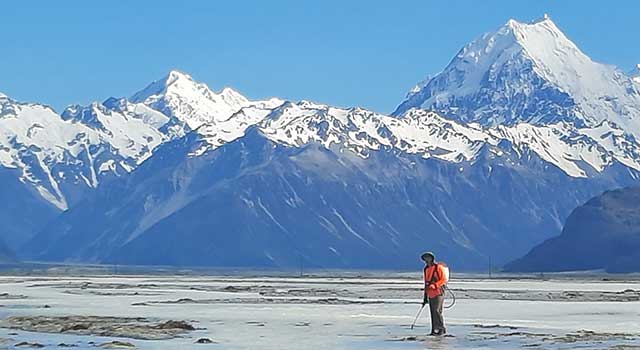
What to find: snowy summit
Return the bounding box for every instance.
[394,16,640,138]
[130,70,251,130]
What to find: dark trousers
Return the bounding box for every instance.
[428,295,445,333]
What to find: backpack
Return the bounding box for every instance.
[429,262,450,289]
[438,262,450,286]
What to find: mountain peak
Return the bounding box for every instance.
[500,16,576,57]
[166,69,192,82]
[219,87,247,105]
[394,17,640,137]
[130,70,199,104]
[507,13,553,28]
[162,70,202,91]
[129,70,250,129]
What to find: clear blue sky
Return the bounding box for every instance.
[1,0,638,114]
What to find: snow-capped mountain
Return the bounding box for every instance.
[61,101,172,167]
[23,104,640,268]
[0,73,280,249]
[394,16,640,138]
[21,99,640,268]
[0,71,281,210]
[12,56,637,227]
[130,71,248,130]
[0,94,132,210]
[126,70,284,153]
[0,93,142,247]
[8,16,640,269]
[177,99,640,179]
[258,102,640,178]
[130,70,282,130]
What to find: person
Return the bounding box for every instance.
[421,251,447,336]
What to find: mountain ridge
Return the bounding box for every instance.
[4,16,640,269]
[22,118,640,269]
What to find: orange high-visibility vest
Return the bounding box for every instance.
[424,263,447,298]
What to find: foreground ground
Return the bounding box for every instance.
[0,271,639,349]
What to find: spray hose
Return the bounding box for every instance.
[443,285,456,309]
[423,284,456,309]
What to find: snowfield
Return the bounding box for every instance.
[0,272,638,349]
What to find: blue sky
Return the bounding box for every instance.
[1,0,638,114]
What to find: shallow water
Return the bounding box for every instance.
[0,274,638,349]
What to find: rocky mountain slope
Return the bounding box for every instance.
[21,101,640,269]
[506,187,640,273]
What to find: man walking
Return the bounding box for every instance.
[421,252,447,336]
